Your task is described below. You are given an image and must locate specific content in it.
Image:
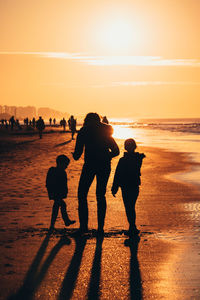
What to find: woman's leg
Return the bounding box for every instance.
[78,164,95,231]
[96,165,111,232]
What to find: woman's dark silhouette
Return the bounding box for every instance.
[73,113,119,234]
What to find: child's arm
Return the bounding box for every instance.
[137,153,146,169]
[46,168,53,188]
[108,137,120,159]
[111,160,122,197]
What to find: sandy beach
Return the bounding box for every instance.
[0,130,200,299]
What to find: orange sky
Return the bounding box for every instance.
[0,0,200,118]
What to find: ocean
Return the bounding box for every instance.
[110,118,200,190]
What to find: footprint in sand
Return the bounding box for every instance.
[7,271,15,275]
[5,263,13,267]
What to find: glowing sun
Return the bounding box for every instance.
[99,18,134,51]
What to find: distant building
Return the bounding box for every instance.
[0,105,68,121]
[38,107,69,120]
[16,106,36,119]
[4,105,17,117]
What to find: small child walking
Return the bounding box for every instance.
[111,139,145,236]
[46,154,75,230]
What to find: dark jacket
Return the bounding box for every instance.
[73,122,119,165]
[112,152,145,194]
[46,167,68,200]
[36,118,45,130]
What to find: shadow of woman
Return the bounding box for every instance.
[124,236,142,300]
[8,233,71,300]
[87,235,104,300]
[58,235,87,300]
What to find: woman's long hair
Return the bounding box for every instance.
[83,113,101,127]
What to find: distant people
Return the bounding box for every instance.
[24,117,29,129]
[111,138,145,236]
[9,116,15,130]
[36,116,45,138]
[49,118,52,126]
[102,116,109,124]
[32,117,36,128]
[68,115,77,140]
[46,155,75,231]
[60,118,67,131]
[15,119,22,130]
[53,118,56,126]
[72,112,119,235]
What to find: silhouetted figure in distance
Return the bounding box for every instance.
[49,117,52,126]
[32,117,36,128]
[46,154,75,231]
[60,118,67,131]
[72,112,119,235]
[102,116,109,124]
[112,138,145,236]
[9,116,15,130]
[36,116,45,138]
[24,117,29,129]
[53,118,56,126]
[68,115,77,140]
[16,119,22,130]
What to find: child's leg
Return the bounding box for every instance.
[60,199,75,226]
[122,187,139,231]
[50,201,60,228]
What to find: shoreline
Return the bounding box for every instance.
[0,132,200,299]
[1,125,200,193]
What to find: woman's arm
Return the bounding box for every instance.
[72,129,85,160]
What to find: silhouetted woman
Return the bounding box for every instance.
[73,113,119,234]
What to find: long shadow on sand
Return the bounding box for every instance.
[8,233,71,300]
[58,235,87,300]
[124,236,143,299]
[87,235,104,300]
[54,140,72,148]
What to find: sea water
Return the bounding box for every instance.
[110,118,200,190]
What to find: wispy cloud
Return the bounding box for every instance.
[111,81,200,87]
[1,51,200,67]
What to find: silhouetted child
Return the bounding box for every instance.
[111,139,145,236]
[46,154,75,230]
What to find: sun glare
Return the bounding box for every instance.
[112,125,135,139]
[98,18,135,52]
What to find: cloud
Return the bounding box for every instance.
[0,51,200,67]
[110,81,200,87]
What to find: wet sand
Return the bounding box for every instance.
[0,131,200,299]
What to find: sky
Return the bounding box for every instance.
[0,0,200,119]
